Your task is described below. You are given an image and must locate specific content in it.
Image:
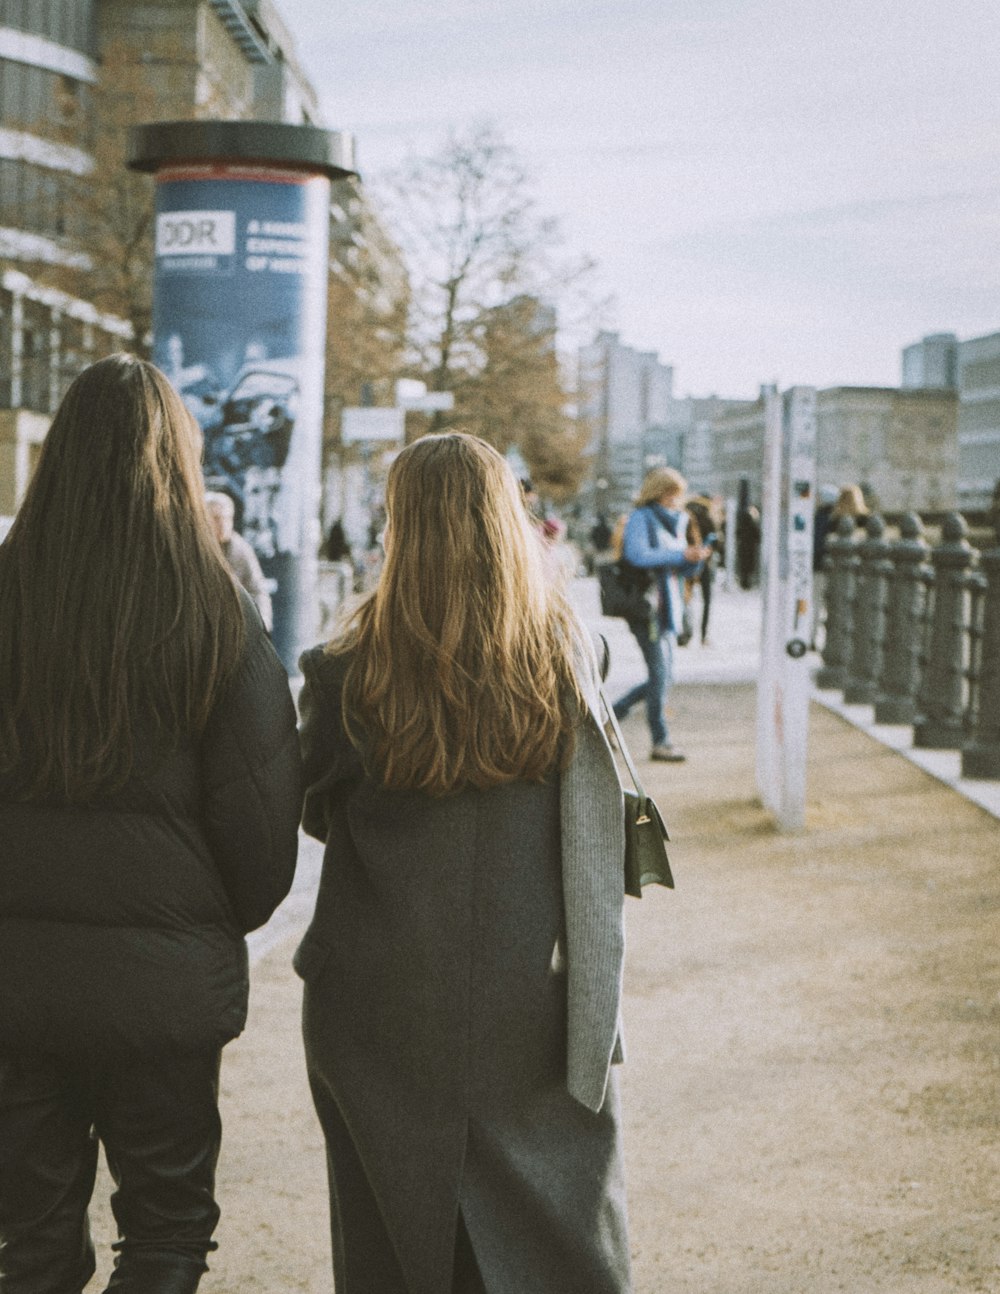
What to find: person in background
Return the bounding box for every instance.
[590,513,612,553]
[736,503,761,590]
[0,354,301,1294]
[612,466,709,762]
[205,491,273,633]
[830,483,869,530]
[295,433,633,1294]
[322,517,352,563]
[684,493,723,647]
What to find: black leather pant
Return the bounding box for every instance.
[0,1049,222,1294]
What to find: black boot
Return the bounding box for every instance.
[102,1254,206,1294]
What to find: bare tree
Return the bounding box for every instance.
[323,180,410,455]
[462,294,590,499]
[378,123,601,490]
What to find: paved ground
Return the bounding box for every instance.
[82,581,1000,1292]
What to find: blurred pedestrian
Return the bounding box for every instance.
[685,493,723,646]
[295,433,633,1294]
[590,512,612,553]
[0,355,301,1294]
[736,504,761,589]
[831,483,869,530]
[205,490,273,633]
[322,517,352,563]
[586,512,613,573]
[540,514,577,583]
[612,466,709,762]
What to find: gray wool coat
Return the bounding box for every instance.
[294,633,631,1294]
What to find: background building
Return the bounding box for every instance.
[708,394,768,508]
[956,331,1000,515]
[669,393,760,498]
[901,332,958,391]
[578,330,673,518]
[0,0,408,518]
[665,380,957,521]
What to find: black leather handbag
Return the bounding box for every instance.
[596,559,652,622]
[600,686,674,898]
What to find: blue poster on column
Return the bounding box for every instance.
[151,163,330,671]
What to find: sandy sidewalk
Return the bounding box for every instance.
[81,680,1000,1292]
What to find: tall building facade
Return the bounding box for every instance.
[901,332,958,390]
[0,0,116,511]
[679,382,956,518]
[709,396,767,507]
[956,331,1000,514]
[817,386,957,515]
[1,0,409,517]
[668,393,760,497]
[578,330,673,518]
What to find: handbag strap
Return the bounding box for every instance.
[598,682,649,804]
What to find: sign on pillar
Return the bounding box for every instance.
[755,386,817,831]
[129,121,356,674]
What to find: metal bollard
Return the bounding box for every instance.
[844,514,892,705]
[815,515,860,690]
[873,513,932,725]
[962,515,1000,779]
[913,512,978,750]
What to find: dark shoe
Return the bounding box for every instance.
[650,745,686,762]
[104,1256,206,1294]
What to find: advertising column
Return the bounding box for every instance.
[129,122,356,673]
[755,386,817,831]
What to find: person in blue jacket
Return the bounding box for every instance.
[612,467,709,762]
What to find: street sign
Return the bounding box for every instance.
[341,407,406,444]
[394,379,455,412]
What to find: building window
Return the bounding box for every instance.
[0,156,71,238]
[21,298,53,413]
[0,288,12,408]
[56,314,87,400]
[0,0,93,51]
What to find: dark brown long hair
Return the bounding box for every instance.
[332,433,586,796]
[0,353,245,802]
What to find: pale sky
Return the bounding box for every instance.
[275,0,1000,398]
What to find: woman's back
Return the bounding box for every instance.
[298,644,566,1107]
[295,434,632,1294]
[0,354,302,1294]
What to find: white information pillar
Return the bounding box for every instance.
[755,386,817,832]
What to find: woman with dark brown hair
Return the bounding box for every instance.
[0,354,302,1294]
[296,432,632,1293]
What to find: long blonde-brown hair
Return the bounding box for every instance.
[0,353,245,802]
[333,433,586,795]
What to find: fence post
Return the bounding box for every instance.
[815,515,859,690]
[913,512,977,750]
[873,513,931,725]
[843,514,892,705]
[962,519,1000,779]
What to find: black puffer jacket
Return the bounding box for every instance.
[0,591,302,1055]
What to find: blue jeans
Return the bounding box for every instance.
[613,621,673,747]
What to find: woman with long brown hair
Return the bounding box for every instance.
[296,432,632,1293]
[0,354,302,1294]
